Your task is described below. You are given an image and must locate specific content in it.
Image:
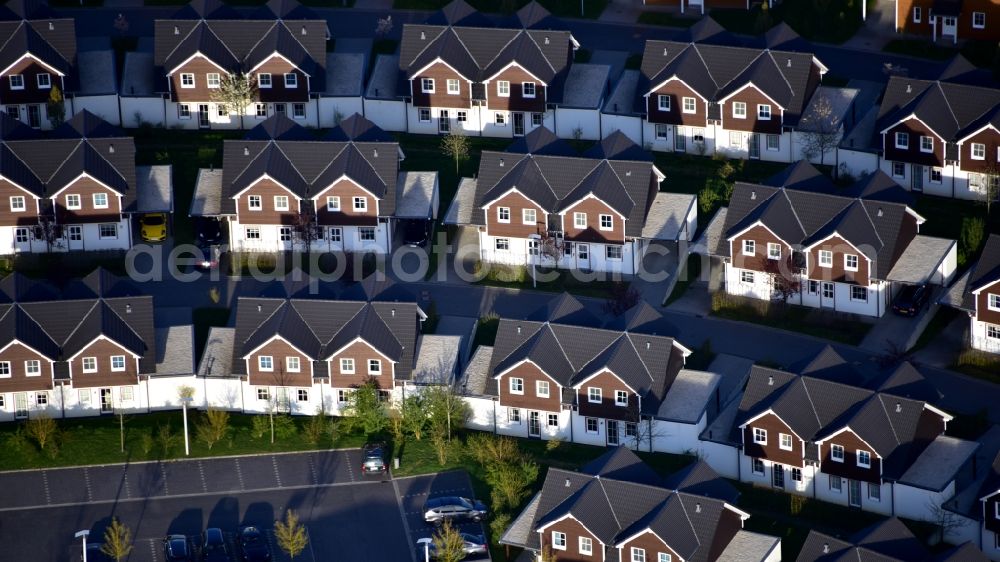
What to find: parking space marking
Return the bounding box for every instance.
[83,467,94,502]
[146,538,158,562]
[123,472,131,499]
[307,455,318,485]
[41,471,51,505]
[271,456,282,487]
[343,450,355,482]
[391,476,419,562]
[197,461,208,492]
[235,458,246,490]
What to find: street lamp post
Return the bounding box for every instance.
[75,530,89,562]
[417,538,431,562]
[180,396,193,456]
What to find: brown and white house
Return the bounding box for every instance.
[941,234,1000,354]
[149,0,329,129]
[798,517,986,561]
[501,446,781,562]
[193,114,436,253]
[451,129,697,274]
[893,0,1000,43]
[394,1,579,137]
[733,347,957,516]
[0,110,144,254]
[0,0,75,129]
[700,161,957,317]
[0,269,172,421]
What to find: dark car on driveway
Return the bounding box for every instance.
[401,219,431,247]
[892,284,931,317]
[423,496,487,525]
[237,526,271,562]
[361,442,387,475]
[196,217,224,246]
[163,534,194,562]
[201,528,229,562]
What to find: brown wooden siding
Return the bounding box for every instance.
[54,177,122,224]
[255,57,309,103]
[410,62,471,110]
[0,180,38,226]
[820,429,881,484]
[314,178,379,226]
[70,338,139,389]
[486,65,546,113]
[806,235,870,286]
[742,412,804,468]
[576,370,639,420]
[960,127,1000,174]
[646,80,707,127]
[540,517,599,562]
[236,179,300,226]
[327,339,393,389]
[485,190,545,238]
[620,531,679,562]
[245,338,314,387]
[0,342,52,392]
[0,57,58,105]
[896,0,1000,40]
[729,224,791,273]
[977,279,1000,325]
[497,361,562,412]
[169,56,230,103]
[883,118,944,167]
[722,86,782,134]
[562,197,625,244]
[895,0,935,34]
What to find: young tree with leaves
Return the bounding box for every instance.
[210,73,257,129]
[274,510,309,560]
[431,520,467,562]
[441,130,470,174]
[46,84,65,127]
[345,378,389,437]
[101,517,134,562]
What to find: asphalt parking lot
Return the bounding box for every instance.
[0,450,417,562]
[396,471,490,562]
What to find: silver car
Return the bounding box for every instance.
[423,496,487,525]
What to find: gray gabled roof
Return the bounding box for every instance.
[968,234,1000,294]
[798,517,935,562]
[0,18,75,81]
[245,114,316,142]
[525,292,601,328]
[506,126,577,157]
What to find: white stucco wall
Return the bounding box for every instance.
[319,97,364,128]
[554,107,601,141]
[894,481,955,522]
[696,440,741,479]
[480,233,638,274]
[121,97,166,128]
[363,100,406,132]
[229,222,389,254]
[836,148,879,179]
[70,95,122,126]
[600,115,642,146]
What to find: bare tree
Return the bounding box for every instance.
[763,256,801,302]
[536,230,564,264]
[210,73,257,129]
[926,499,967,544]
[799,96,840,166]
[293,202,322,254]
[274,510,309,560]
[375,15,393,37]
[974,161,1000,214]
[441,130,470,174]
[101,517,134,562]
[603,282,641,315]
[35,215,63,252]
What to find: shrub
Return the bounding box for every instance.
[304,413,335,446]
[155,424,179,457]
[25,414,58,452]
[139,430,154,456]
[273,415,298,440]
[250,415,269,439]
[195,408,230,450]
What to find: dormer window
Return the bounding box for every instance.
[972,142,986,160]
[757,104,771,120]
[180,73,195,88]
[895,132,909,149]
[9,75,23,90]
[258,73,272,89]
[522,82,535,98]
[919,136,933,153]
[421,78,434,93]
[36,73,50,89]
[284,73,297,88]
[497,81,510,97]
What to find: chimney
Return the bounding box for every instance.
[174,26,180,35]
[244,146,250,156]
[768,375,774,386]
[906,84,912,93]
[695,503,701,513]
[786,58,791,68]
[877,207,883,217]
[420,31,426,40]
[109,144,115,154]
[301,26,307,36]
[646,341,650,350]
[823,543,829,554]
[895,402,902,413]
[257,304,262,312]
[663,47,668,56]
[499,158,505,167]
[565,478,571,487]
[125,304,131,314]
[544,36,550,45]
[373,149,378,158]
[391,308,395,317]
[750,190,756,200]
[48,21,54,31]
[626,170,631,176]
[516,325,521,335]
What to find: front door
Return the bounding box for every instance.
[772,464,785,488]
[577,243,590,269]
[26,105,40,128]
[848,479,862,507]
[528,411,541,438]
[513,112,525,136]
[911,164,924,192]
[607,420,619,446]
[14,392,27,419]
[276,387,290,413]
[67,225,83,250]
[99,388,113,413]
[674,127,687,152]
[749,133,760,159]
[438,109,450,133]
[942,16,957,38]
[198,104,210,128]
[821,282,835,308]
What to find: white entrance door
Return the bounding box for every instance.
[820,282,835,308]
[577,243,590,269]
[14,392,28,419]
[100,388,113,413]
[942,16,957,39]
[67,225,84,250]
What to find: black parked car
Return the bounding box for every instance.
[163,535,194,562]
[423,496,487,525]
[237,526,271,562]
[200,528,229,562]
[196,217,224,246]
[401,219,431,247]
[892,284,931,317]
[361,442,387,475]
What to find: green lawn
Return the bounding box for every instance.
[710,292,873,345]
[638,11,698,27]
[0,411,367,471]
[392,0,608,19]
[911,194,998,267]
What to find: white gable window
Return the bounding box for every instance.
[65,194,81,210]
[8,74,23,90]
[9,196,24,212]
[742,240,755,256]
[615,390,628,406]
[579,537,592,555]
[340,358,355,374]
[632,547,647,562]
[36,73,50,89]
[327,196,340,211]
[972,142,986,160]
[25,360,40,376]
[446,79,460,95]
[844,254,859,271]
[206,73,220,88]
[767,242,781,260]
[657,95,670,111]
[683,97,696,114]
[831,443,845,462]
[522,82,536,98]
[757,104,771,120]
[522,208,536,225]
[552,532,566,550]
[588,387,602,403]
[509,377,523,394]
[258,73,272,88]
[258,356,273,371]
[857,449,872,468]
[284,73,297,88]
[536,380,549,398]
[286,356,300,372]
[753,427,767,444]
[497,206,510,223]
[368,359,381,375]
[353,197,367,212]
[274,195,290,211]
[658,554,672,562]
[180,73,195,88]
[732,101,746,118]
[912,6,921,22]
[248,195,262,210]
[779,433,793,451]
[818,249,833,267]
[919,136,933,153]
[497,80,510,97]
[988,294,1000,311]
[93,193,108,209]
[974,11,986,29]
[573,212,586,228]
[421,78,434,93]
[895,132,909,149]
[599,214,613,231]
[82,357,97,373]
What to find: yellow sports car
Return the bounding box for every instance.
[140,213,168,242]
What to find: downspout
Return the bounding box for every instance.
[60,382,66,419]
[890,480,896,516]
[492,398,497,434]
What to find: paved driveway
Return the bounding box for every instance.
[395,471,490,562]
